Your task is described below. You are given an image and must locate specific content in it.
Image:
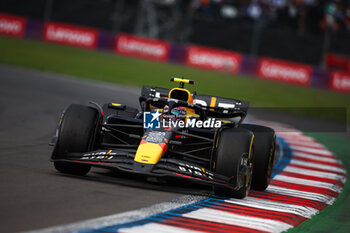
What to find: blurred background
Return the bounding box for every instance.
[1,0,350,68]
[0,0,350,121]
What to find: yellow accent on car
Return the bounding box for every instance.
[168,88,193,103]
[202,168,206,177]
[134,142,165,164]
[246,135,255,188]
[210,97,217,111]
[111,103,121,106]
[215,135,220,148]
[221,120,231,124]
[171,77,194,85]
[184,107,198,123]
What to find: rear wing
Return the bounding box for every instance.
[141,86,249,118]
[194,95,249,118]
[141,85,170,99]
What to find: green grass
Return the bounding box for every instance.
[1,36,350,121]
[287,133,350,233]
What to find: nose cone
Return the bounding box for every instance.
[133,161,155,173]
[134,141,167,164]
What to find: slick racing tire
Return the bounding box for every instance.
[240,124,276,190]
[213,127,254,199]
[54,104,99,176]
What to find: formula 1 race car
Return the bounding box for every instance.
[50,78,276,198]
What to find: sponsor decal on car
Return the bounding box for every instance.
[81,150,116,160]
[115,33,170,62]
[81,155,114,160]
[0,13,26,38]
[43,22,99,49]
[145,131,167,143]
[143,111,222,129]
[257,58,312,86]
[329,71,350,93]
[178,162,214,180]
[186,45,242,73]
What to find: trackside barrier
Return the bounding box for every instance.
[1,12,350,94]
[329,71,350,93]
[185,45,242,74]
[0,13,26,38]
[43,21,99,49]
[115,33,170,62]
[257,58,313,87]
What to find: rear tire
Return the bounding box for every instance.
[53,104,99,176]
[240,124,276,190]
[213,128,254,198]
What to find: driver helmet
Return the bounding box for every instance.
[163,105,187,120]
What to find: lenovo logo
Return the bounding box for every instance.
[0,13,26,37]
[0,19,22,33]
[258,58,312,86]
[330,71,350,93]
[46,26,94,46]
[44,22,98,49]
[261,63,309,82]
[115,34,170,62]
[186,46,241,73]
[118,38,165,57]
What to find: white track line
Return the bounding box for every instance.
[291,152,339,163]
[266,186,336,204]
[223,197,318,218]
[286,141,326,149]
[289,160,346,174]
[282,166,346,182]
[290,146,334,156]
[273,174,342,193]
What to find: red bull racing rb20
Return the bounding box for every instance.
[50,78,276,198]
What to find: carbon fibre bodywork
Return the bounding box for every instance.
[50,82,260,194]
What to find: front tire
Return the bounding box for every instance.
[53,104,99,176]
[213,127,254,198]
[240,124,276,190]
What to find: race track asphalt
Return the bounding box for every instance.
[0,64,348,232]
[0,65,192,232]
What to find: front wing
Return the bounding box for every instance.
[51,149,241,190]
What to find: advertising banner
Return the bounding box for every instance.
[115,34,170,62]
[329,71,350,93]
[257,58,312,86]
[43,22,99,49]
[186,45,242,73]
[0,13,27,38]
